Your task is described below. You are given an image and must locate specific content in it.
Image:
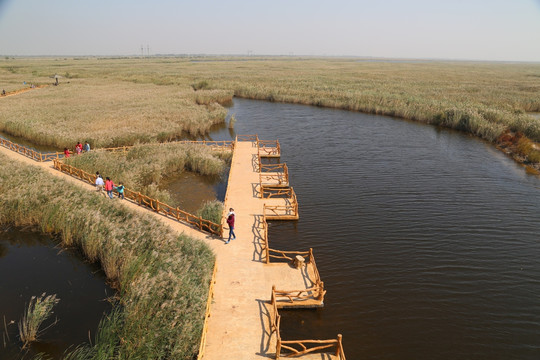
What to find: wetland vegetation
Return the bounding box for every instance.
[1,57,539,167]
[0,153,214,359]
[62,142,231,206]
[1,55,539,358]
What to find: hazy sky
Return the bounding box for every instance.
[0,0,539,61]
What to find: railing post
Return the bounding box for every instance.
[317,281,325,301]
[336,334,342,357]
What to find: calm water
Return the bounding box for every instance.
[0,132,60,153]
[218,98,540,359]
[0,227,112,359]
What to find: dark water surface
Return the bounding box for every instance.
[0,228,112,359]
[0,132,60,153]
[217,98,540,359]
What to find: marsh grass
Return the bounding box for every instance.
[18,293,60,349]
[0,153,214,359]
[63,142,228,206]
[1,57,538,161]
[197,200,224,224]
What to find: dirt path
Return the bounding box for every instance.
[0,85,47,98]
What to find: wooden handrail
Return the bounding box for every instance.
[236,134,258,142]
[257,139,281,157]
[271,287,344,359]
[0,137,233,163]
[0,137,63,162]
[197,261,218,359]
[260,185,294,199]
[52,159,223,237]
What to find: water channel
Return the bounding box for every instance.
[217,98,540,359]
[0,227,112,359]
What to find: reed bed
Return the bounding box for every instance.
[1,57,539,161]
[0,153,214,359]
[63,142,229,206]
[0,58,233,148]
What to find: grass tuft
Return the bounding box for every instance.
[197,200,224,224]
[18,293,60,349]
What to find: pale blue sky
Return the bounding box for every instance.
[0,0,539,61]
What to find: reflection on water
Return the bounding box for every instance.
[0,227,112,360]
[221,98,540,360]
[162,170,228,214]
[0,131,60,153]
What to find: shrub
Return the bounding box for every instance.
[197,200,224,224]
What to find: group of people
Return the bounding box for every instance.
[95,172,124,200]
[63,141,91,157]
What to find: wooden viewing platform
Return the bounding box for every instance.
[269,288,345,359]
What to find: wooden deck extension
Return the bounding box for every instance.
[203,138,342,360]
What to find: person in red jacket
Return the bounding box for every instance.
[75,142,83,155]
[105,177,114,199]
[225,208,236,244]
[63,148,70,158]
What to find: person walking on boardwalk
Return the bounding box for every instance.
[225,208,236,244]
[83,141,91,152]
[63,147,70,158]
[115,182,125,200]
[95,174,104,194]
[105,177,114,199]
[75,142,83,155]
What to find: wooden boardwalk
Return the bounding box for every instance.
[203,140,338,359]
[0,138,343,360]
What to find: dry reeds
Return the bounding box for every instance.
[197,200,224,224]
[18,293,59,348]
[63,142,228,206]
[0,153,214,359]
[1,57,539,161]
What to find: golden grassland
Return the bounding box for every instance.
[0,153,214,359]
[64,142,230,206]
[1,57,539,156]
[0,58,233,148]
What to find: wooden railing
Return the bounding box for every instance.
[259,163,289,186]
[0,137,63,161]
[269,247,326,307]
[52,160,223,237]
[197,261,218,360]
[270,287,345,359]
[263,192,298,220]
[261,185,295,199]
[236,134,258,142]
[258,139,281,157]
[0,137,234,163]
